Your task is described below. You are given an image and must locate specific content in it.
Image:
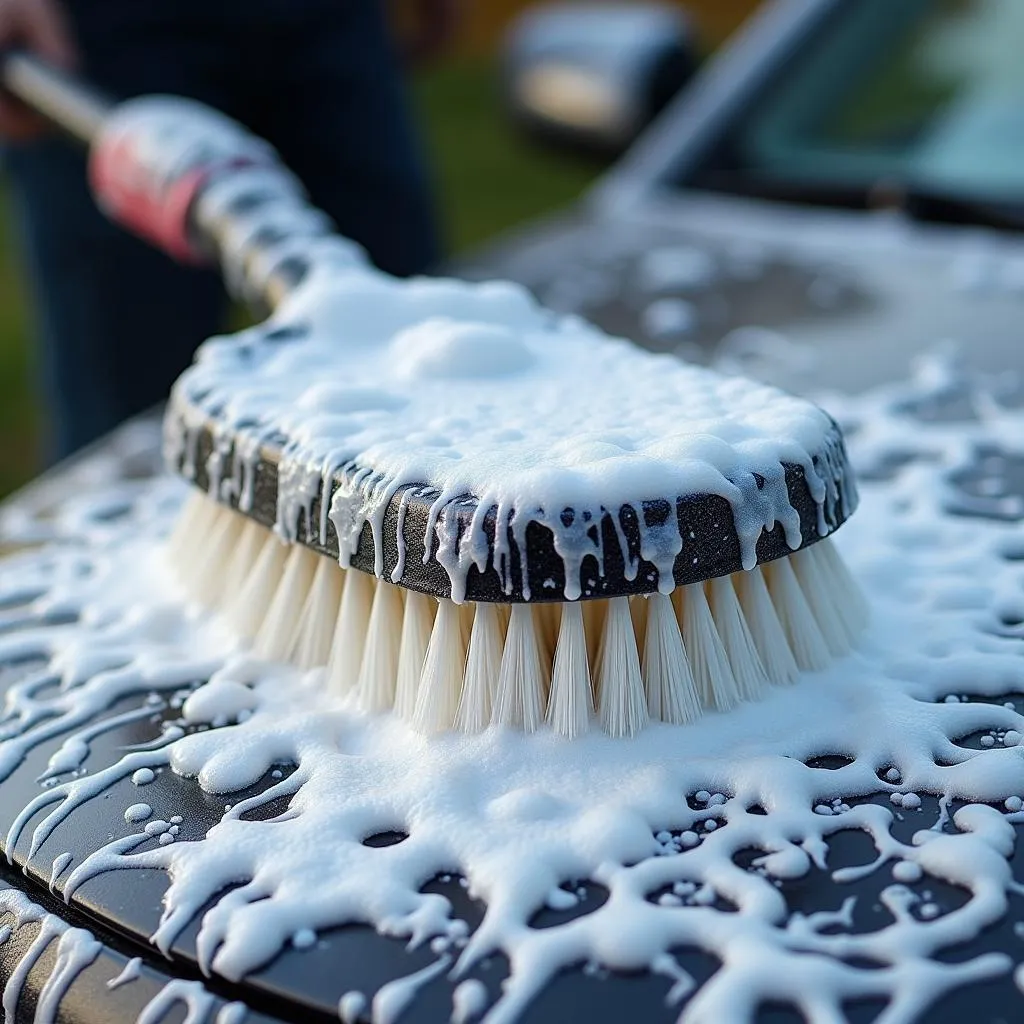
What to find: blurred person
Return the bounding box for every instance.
[0,0,453,460]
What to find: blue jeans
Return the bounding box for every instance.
[3,0,439,460]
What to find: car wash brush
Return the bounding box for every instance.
[162,263,864,739]
[1,53,866,740]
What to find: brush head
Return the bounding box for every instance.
[167,495,869,737]
[164,267,857,604]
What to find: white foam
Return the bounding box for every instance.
[1,357,1023,1020]
[105,956,142,990]
[0,888,102,1019]
[171,267,852,603]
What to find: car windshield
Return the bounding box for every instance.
[685,0,1024,209]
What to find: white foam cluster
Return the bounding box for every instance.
[167,494,866,739]
[3,358,1024,1020]
[168,265,854,602]
[0,843,242,1021]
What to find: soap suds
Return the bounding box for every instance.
[1,357,1024,1020]
[169,268,853,601]
[125,803,152,823]
[340,990,368,1023]
[107,955,143,990]
[0,886,100,1017]
[452,978,489,1023]
[135,978,247,1024]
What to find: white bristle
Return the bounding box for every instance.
[493,604,547,732]
[734,566,798,686]
[629,595,649,662]
[534,603,559,666]
[811,537,870,638]
[357,579,404,713]
[791,545,850,657]
[227,530,290,640]
[764,556,832,672]
[167,491,207,570]
[494,603,512,632]
[290,558,344,669]
[458,602,476,646]
[642,593,701,724]
[679,583,741,710]
[255,544,320,661]
[192,505,246,606]
[582,599,606,669]
[173,495,219,590]
[595,597,648,738]
[546,602,593,738]
[326,569,375,697]
[455,603,504,733]
[187,490,219,538]
[171,491,868,740]
[707,575,768,701]
[222,519,268,602]
[413,599,466,733]
[394,589,435,720]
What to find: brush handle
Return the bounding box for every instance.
[1,51,109,142]
[0,51,345,313]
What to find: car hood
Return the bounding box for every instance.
[453,189,1024,396]
[2,190,1024,1023]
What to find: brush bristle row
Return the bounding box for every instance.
[169,494,867,739]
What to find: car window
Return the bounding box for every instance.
[686,0,1024,205]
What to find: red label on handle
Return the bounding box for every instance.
[87,97,278,263]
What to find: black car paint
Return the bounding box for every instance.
[2,0,1024,1019]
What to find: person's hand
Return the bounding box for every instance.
[399,0,460,68]
[0,0,77,140]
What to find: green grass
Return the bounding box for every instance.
[0,59,599,499]
[0,190,39,498]
[416,59,598,252]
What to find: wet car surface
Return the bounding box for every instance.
[4,0,1024,1020]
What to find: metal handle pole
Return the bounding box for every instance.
[1,52,112,144]
[0,52,346,313]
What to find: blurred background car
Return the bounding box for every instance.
[466,0,1024,399]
